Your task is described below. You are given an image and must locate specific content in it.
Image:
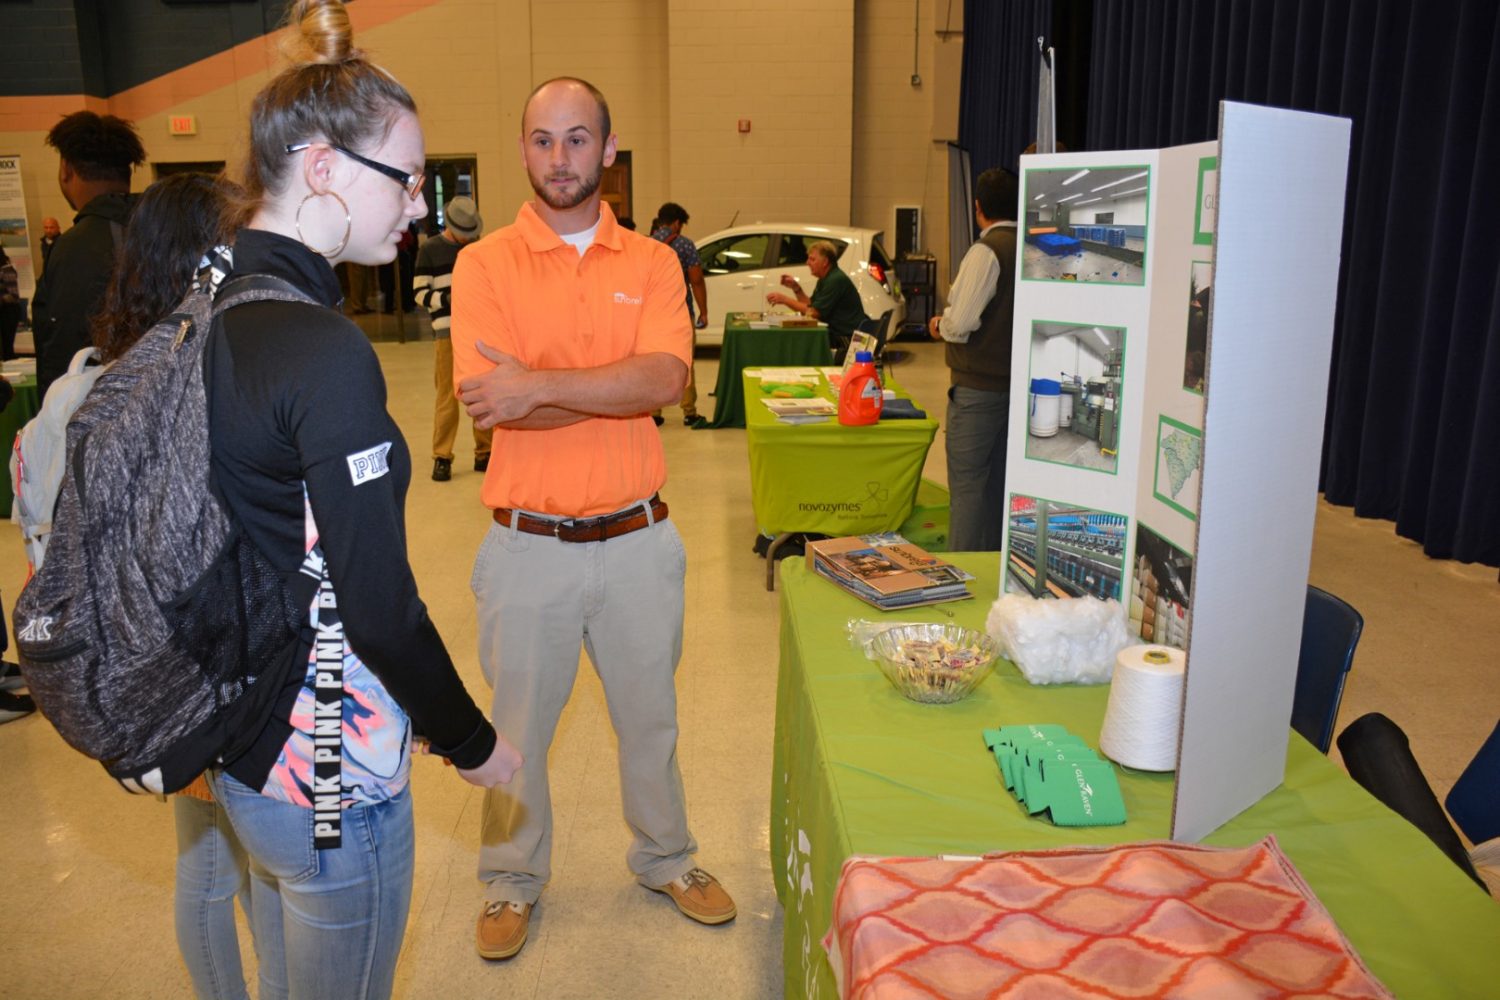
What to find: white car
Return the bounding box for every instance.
[689,224,904,346]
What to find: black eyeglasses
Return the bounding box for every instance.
[285,142,426,200]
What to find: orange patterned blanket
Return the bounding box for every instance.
[824,836,1392,999]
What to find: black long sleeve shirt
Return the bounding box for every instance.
[209,229,495,787]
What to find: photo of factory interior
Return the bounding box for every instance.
[1005,495,1127,601]
[1025,321,1125,473]
[1023,166,1150,284]
[1129,523,1193,649]
[1184,261,1213,392]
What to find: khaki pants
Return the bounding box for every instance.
[655,336,698,421]
[680,351,699,418]
[472,507,697,903]
[433,337,492,461]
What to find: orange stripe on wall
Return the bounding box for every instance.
[0,95,110,133]
[0,0,446,132]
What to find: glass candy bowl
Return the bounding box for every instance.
[869,623,999,704]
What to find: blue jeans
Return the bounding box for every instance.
[945,384,1010,551]
[208,773,414,1000]
[175,795,259,1000]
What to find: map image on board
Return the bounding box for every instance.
[1153,416,1203,520]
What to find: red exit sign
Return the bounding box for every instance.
[169,115,198,136]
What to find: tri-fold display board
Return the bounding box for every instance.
[1000,102,1352,840]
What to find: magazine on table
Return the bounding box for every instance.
[762,397,837,418]
[807,533,973,610]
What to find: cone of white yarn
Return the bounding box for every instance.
[1099,644,1187,771]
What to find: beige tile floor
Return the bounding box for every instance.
[1,337,1495,999]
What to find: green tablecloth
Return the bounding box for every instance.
[771,554,1500,999]
[704,314,832,429]
[745,372,937,536]
[0,375,40,519]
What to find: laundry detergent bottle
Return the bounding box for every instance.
[838,350,883,426]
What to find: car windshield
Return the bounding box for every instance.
[701,233,771,274]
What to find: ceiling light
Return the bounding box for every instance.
[1114,186,1148,196]
[1090,170,1149,192]
[1033,193,1046,201]
[1061,169,1090,185]
[1056,193,1083,203]
[1075,197,1101,205]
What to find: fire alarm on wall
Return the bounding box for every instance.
[737,119,751,134]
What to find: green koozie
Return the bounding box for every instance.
[983,725,1077,751]
[1025,758,1127,826]
[1015,745,1101,805]
[991,733,1091,794]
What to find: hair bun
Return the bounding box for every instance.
[283,0,362,66]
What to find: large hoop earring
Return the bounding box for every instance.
[294,191,352,258]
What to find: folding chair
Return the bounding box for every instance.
[1291,585,1363,753]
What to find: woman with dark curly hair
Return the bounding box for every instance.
[89,172,240,362]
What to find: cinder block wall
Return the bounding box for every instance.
[666,0,854,232]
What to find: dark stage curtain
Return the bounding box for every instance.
[1068,0,1498,566]
[959,0,1051,178]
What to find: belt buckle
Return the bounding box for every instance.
[553,518,565,539]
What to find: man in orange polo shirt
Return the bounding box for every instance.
[451,77,735,962]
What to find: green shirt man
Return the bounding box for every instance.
[766,239,869,360]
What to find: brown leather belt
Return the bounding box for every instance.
[492,495,668,543]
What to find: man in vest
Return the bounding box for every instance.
[929,167,1018,551]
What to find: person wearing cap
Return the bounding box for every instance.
[416,195,491,481]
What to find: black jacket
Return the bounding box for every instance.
[30,192,135,398]
[209,229,497,788]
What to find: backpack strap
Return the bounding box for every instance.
[213,273,320,314]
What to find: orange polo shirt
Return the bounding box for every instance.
[451,202,692,517]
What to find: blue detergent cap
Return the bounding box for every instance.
[1030,378,1062,395]
[854,350,874,363]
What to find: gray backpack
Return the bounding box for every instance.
[13,262,320,796]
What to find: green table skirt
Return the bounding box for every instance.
[770,554,1500,999]
[744,373,937,536]
[705,318,831,429]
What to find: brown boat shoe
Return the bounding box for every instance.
[476,900,532,960]
[649,867,737,925]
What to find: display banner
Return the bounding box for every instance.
[0,155,37,304]
[998,104,1351,842]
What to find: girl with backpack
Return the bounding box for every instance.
[200,2,522,996]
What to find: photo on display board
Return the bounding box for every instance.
[1131,523,1193,650]
[1024,320,1126,474]
[1184,261,1213,394]
[1021,165,1150,285]
[1152,415,1203,521]
[1005,493,1127,602]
